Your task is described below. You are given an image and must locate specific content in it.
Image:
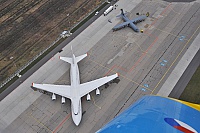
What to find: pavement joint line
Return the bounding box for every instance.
[129,37,159,72]
[103,34,158,76]
[91,95,101,109]
[27,112,53,133]
[151,24,200,94]
[168,4,181,15]
[146,3,172,31]
[153,27,189,41]
[88,58,152,92]
[132,41,151,57]
[53,112,71,133]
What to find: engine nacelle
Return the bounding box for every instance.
[52,93,56,100]
[87,94,91,101]
[61,96,65,104]
[96,88,100,95]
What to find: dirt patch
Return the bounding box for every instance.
[0,0,104,82]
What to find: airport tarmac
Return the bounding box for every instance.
[0,0,200,133]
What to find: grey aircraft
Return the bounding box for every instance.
[112,9,148,32]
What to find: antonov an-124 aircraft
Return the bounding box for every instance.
[31,47,118,126]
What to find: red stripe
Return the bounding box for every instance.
[53,113,71,133]
[174,126,195,133]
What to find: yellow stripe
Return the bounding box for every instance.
[151,24,200,94]
[169,98,200,111]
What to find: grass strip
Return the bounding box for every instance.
[0,76,19,94]
[179,66,200,104]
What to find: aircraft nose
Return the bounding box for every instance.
[74,118,81,126]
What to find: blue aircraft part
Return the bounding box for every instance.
[97,95,200,133]
[129,22,139,32]
[141,88,146,91]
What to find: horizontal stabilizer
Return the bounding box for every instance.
[59,56,72,64]
[76,54,87,63]
[116,14,123,18]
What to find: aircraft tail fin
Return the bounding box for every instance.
[116,9,126,17]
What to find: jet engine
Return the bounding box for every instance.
[96,88,100,95]
[61,96,65,104]
[52,93,56,100]
[87,94,91,101]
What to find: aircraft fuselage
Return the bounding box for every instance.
[122,15,139,32]
[70,54,82,126]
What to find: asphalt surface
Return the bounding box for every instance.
[1,0,200,133]
[0,1,116,101]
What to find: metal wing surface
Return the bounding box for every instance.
[130,15,147,23]
[79,73,118,97]
[113,21,130,29]
[32,83,71,98]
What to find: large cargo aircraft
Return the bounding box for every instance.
[113,9,148,32]
[97,95,200,133]
[32,47,118,126]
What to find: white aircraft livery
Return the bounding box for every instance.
[32,48,118,126]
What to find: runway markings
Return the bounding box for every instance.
[168,5,181,15]
[88,58,152,92]
[109,34,151,57]
[133,41,150,57]
[28,112,53,133]
[153,27,188,41]
[103,36,158,76]
[129,37,158,72]
[160,59,168,66]
[53,113,71,133]
[141,88,146,92]
[145,3,172,33]
[151,24,200,94]
[91,95,101,109]
[179,35,186,41]
[152,1,181,14]
[144,84,149,88]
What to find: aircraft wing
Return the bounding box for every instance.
[130,15,147,23]
[32,83,71,99]
[113,21,130,30]
[79,73,118,97]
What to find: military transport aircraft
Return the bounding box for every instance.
[113,9,148,32]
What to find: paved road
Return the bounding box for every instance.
[0,1,116,101]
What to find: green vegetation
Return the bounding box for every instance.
[20,38,65,75]
[179,66,200,104]
[0,2,109,94]
[0,38,65,94]
[71,2,108,33]
[0,76,19,94]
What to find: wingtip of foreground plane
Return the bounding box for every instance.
[116,73,119,77]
